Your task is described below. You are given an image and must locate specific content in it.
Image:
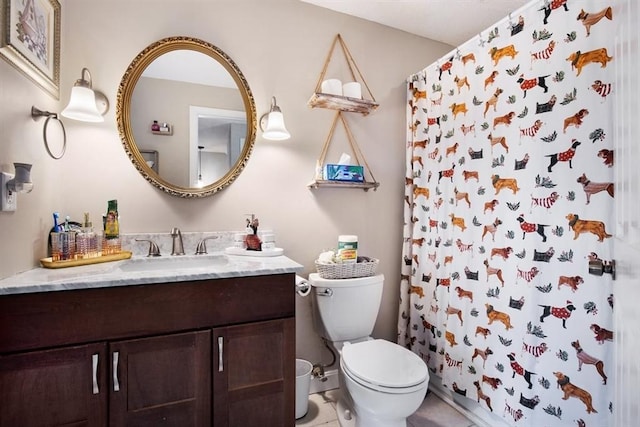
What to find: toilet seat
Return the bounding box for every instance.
[341,339,428,394]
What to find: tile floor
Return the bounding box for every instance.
[295,389,477,427]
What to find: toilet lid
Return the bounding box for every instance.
[341,339,428,389]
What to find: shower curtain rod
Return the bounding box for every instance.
[407,0,540,82]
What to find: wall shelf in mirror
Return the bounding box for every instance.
[151,130,173,136]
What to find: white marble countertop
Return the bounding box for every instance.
[0,252,304,296]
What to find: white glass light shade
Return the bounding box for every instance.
[61,86,104,122]
[262,111,291,141]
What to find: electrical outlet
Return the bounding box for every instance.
[1,172,16,211]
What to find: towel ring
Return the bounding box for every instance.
[31,106,67,160]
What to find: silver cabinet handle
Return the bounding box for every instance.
[112,351,120,392]
[218,336,224,372]
[92,353,99,394]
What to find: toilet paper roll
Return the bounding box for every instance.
[321,79,343,96]
[342,82,362,99]
[295,275,311,297]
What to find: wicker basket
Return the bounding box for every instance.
[314,258,379,279]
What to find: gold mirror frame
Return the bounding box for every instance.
[116,36,256,198]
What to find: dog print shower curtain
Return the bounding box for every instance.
[398,1,615,426]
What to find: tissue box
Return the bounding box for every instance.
[324,164,364,182]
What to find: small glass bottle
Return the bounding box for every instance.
[83,212,98,258]
[151,120,160,132]
[104,200,120,255]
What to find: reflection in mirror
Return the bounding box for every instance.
[189,107,246,187]
[117,36,256,198]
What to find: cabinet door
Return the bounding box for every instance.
[0,343,107,427]
[213,318,295,427]
[109,330,211,426]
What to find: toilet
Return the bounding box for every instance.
[309,273,429,427]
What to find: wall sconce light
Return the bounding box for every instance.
[0,163,33,212]
[259,96,290,141]
[31,68,108,159]
[61,68,109,122]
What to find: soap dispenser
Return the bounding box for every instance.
[77,212,98,259]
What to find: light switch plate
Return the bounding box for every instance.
[0,172,16,211]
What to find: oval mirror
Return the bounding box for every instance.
[117,36,256,198]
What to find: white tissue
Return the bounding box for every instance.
[318,250,336,263]
[338,153,351,165]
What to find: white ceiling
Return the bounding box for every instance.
[300,0,532,47]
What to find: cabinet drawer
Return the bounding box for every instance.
[0,273,295,353]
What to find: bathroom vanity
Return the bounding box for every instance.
[0,253,302,426]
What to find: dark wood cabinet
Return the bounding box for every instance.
[110,331,211,426]
[213,318,295,426]
[0,343,108,427]
[0,273,296,427]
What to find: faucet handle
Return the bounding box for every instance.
[170,228,185,256]
[136,239,161,257]
[195,236,219,255]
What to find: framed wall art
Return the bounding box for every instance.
[0,0,60,99]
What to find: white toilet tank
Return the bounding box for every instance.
[309,273,384,343]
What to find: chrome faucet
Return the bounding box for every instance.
[195,236,219,255]
[136,239,161,257]
[170,228,185,255]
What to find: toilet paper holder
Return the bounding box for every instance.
[295,275,311,296]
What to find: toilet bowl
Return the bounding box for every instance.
[309,274,429,427]
[337,339,428,427]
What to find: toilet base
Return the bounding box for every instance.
[336,395,408,427]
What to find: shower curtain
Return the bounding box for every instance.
[398,1,615,426]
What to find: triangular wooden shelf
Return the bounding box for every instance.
[308,93,378,115]
[307,180,380,191]
[307,34,378,116]
[309,111,379,191]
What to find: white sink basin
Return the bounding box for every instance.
[119,254,229,272]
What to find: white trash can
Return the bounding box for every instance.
[295,359,313,419]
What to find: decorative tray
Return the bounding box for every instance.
[225,247,284,257]
[40,251,133,269]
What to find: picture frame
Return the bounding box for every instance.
[0,0,60,99]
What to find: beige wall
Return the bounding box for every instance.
[0,0,450,364]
